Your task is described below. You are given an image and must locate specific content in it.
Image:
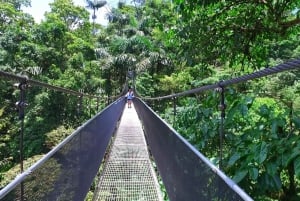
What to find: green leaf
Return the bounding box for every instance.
[259,104,269,117]
[271,175,282,190]
[294,156,300,178]
[228,153,241,166]
[266,163,277,175]
[258,142,268,164]
[293,116,300,129]
[202,108,211,117]
[240,104,248,116]
[249,168,258,180]
[201,124,208,135]
[232,170,248,183]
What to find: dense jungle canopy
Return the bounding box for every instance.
[0,0,300,200]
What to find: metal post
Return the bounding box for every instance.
[218,82,226,170]
[15,80,28,201]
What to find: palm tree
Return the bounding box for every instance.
[85,0,107,33]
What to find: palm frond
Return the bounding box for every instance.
[95,48,110,59]
[136,58,151,72]
[85,0,107,9]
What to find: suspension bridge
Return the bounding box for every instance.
[0,59,299,201]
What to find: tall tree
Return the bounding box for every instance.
[1,0,31,10]
[173,0,300,68]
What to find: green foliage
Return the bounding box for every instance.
[0,0,299,200]
[173,0,300,67]
[0,0,99,188]
[160,70,193,93]
[172,94,220,159]
[1,0,30,10]
[224,93,300,200]
[45,126,74,149]
[48,0,90,31]
[0,154,44,188]
[135,72,156,97]
[171,85,300,200]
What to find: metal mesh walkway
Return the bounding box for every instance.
[93,104,163,201]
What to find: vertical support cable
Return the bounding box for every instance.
[96,97,99,112]
[15,80,28,201]
[89,98,92,118]
[218,82,226,170]
[289,101,293,137]
[173,97,177,126]
[77,93,83,125]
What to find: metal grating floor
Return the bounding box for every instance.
[93,104,163,201]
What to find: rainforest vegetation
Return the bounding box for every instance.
[0,0,300,200]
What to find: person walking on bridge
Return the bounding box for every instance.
[126,88,134,108]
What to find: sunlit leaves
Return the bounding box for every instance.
[67,37,95,60]
[45,125,74,149]
[136,58,151,72]
[2,0,31,10]
[160,70,193,93]
[135,72,156,97]
[48,0,90,30]
[95,47,110,58]
[0,3,18,29]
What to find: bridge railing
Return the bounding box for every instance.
[134,58,300,201]
[137,59,300,100]
[0,96,125,200]
[134,98,253,201]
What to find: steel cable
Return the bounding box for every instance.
[139,58,300,101]
[1,58,299,101]
[0,71,99,99]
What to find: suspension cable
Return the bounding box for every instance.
[138,58,300,100]
[0,71,99,99]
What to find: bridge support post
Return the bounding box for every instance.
[218,82,226,170]
[15,79,28,201]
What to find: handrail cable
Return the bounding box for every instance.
[0,70,99,99]
[0,97,126,200]
[137,58,300,100]
[1,59,299,101]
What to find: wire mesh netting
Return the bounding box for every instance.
[93,105,163,201]
[0,98,125,201]
[134,98,253,201]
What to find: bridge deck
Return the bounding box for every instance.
[93,104,163,201]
